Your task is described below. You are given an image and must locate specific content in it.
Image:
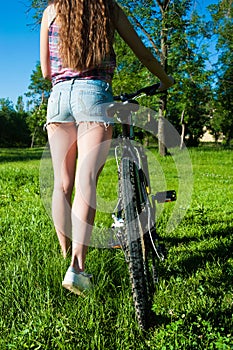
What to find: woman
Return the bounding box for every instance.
[40,0,174,295]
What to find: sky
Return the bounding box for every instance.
[0,0,218,107]
[0,1,40,105]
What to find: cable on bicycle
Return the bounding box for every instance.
[147,208,165,261]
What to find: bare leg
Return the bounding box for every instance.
[71,122,112,272]
[47,123,77,258]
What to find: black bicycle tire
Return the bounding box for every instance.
[120,157,150,330]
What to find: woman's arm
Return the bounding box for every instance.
[40,8,51,80]
[114,4,174,89]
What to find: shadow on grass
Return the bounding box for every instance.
[0,148,45,163]
[149,224,233,331]
[187,305,233,335]
[163,224,233,280]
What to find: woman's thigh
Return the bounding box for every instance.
[47,123,77,190]
[76,122,112,187]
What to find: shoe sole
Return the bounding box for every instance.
[62,282,85,296]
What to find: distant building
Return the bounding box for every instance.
[200,126,223,143]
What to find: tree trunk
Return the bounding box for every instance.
[31,128,37,148]
[158,96,167,156]
[180,109,185,149]
[158,114,166,156]
[157,0,170,156]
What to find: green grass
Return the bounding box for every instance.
[0,145,232,349]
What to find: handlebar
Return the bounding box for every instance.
[107,82,169,119]
[113,82,167,102]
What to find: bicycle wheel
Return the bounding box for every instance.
[120,157,152,329]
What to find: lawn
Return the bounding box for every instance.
[0,145,232,349]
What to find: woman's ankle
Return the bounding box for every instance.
[59,238,72,258]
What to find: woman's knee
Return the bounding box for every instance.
[54,180,74,197]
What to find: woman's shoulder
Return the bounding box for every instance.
[43,4,56,27]
[46,4,56,16]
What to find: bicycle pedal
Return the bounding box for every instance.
[110,243,122,249]
[154,190,176,203]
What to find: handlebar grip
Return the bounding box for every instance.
[139,83,169,96]
[113,81,170,101]
[138,83,161,96]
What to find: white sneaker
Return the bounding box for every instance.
[62,267,93,296]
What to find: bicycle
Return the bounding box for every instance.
[108,83,176,330]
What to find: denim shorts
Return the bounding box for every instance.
[46,79,114,126]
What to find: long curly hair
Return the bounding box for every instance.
[52,0,116,71]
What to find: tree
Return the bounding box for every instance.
[0,98,15,112]
[26,62,51,147]
[0,98,31,147]
[29,0,47,25]
[209,0,233,145]
[15,96,25,114]
[26,62,51,107]
[118,0,213,148]
[27,102,48,147]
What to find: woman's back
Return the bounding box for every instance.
[46,1,116,86]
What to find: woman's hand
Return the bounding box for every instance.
[158,76,175,91]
